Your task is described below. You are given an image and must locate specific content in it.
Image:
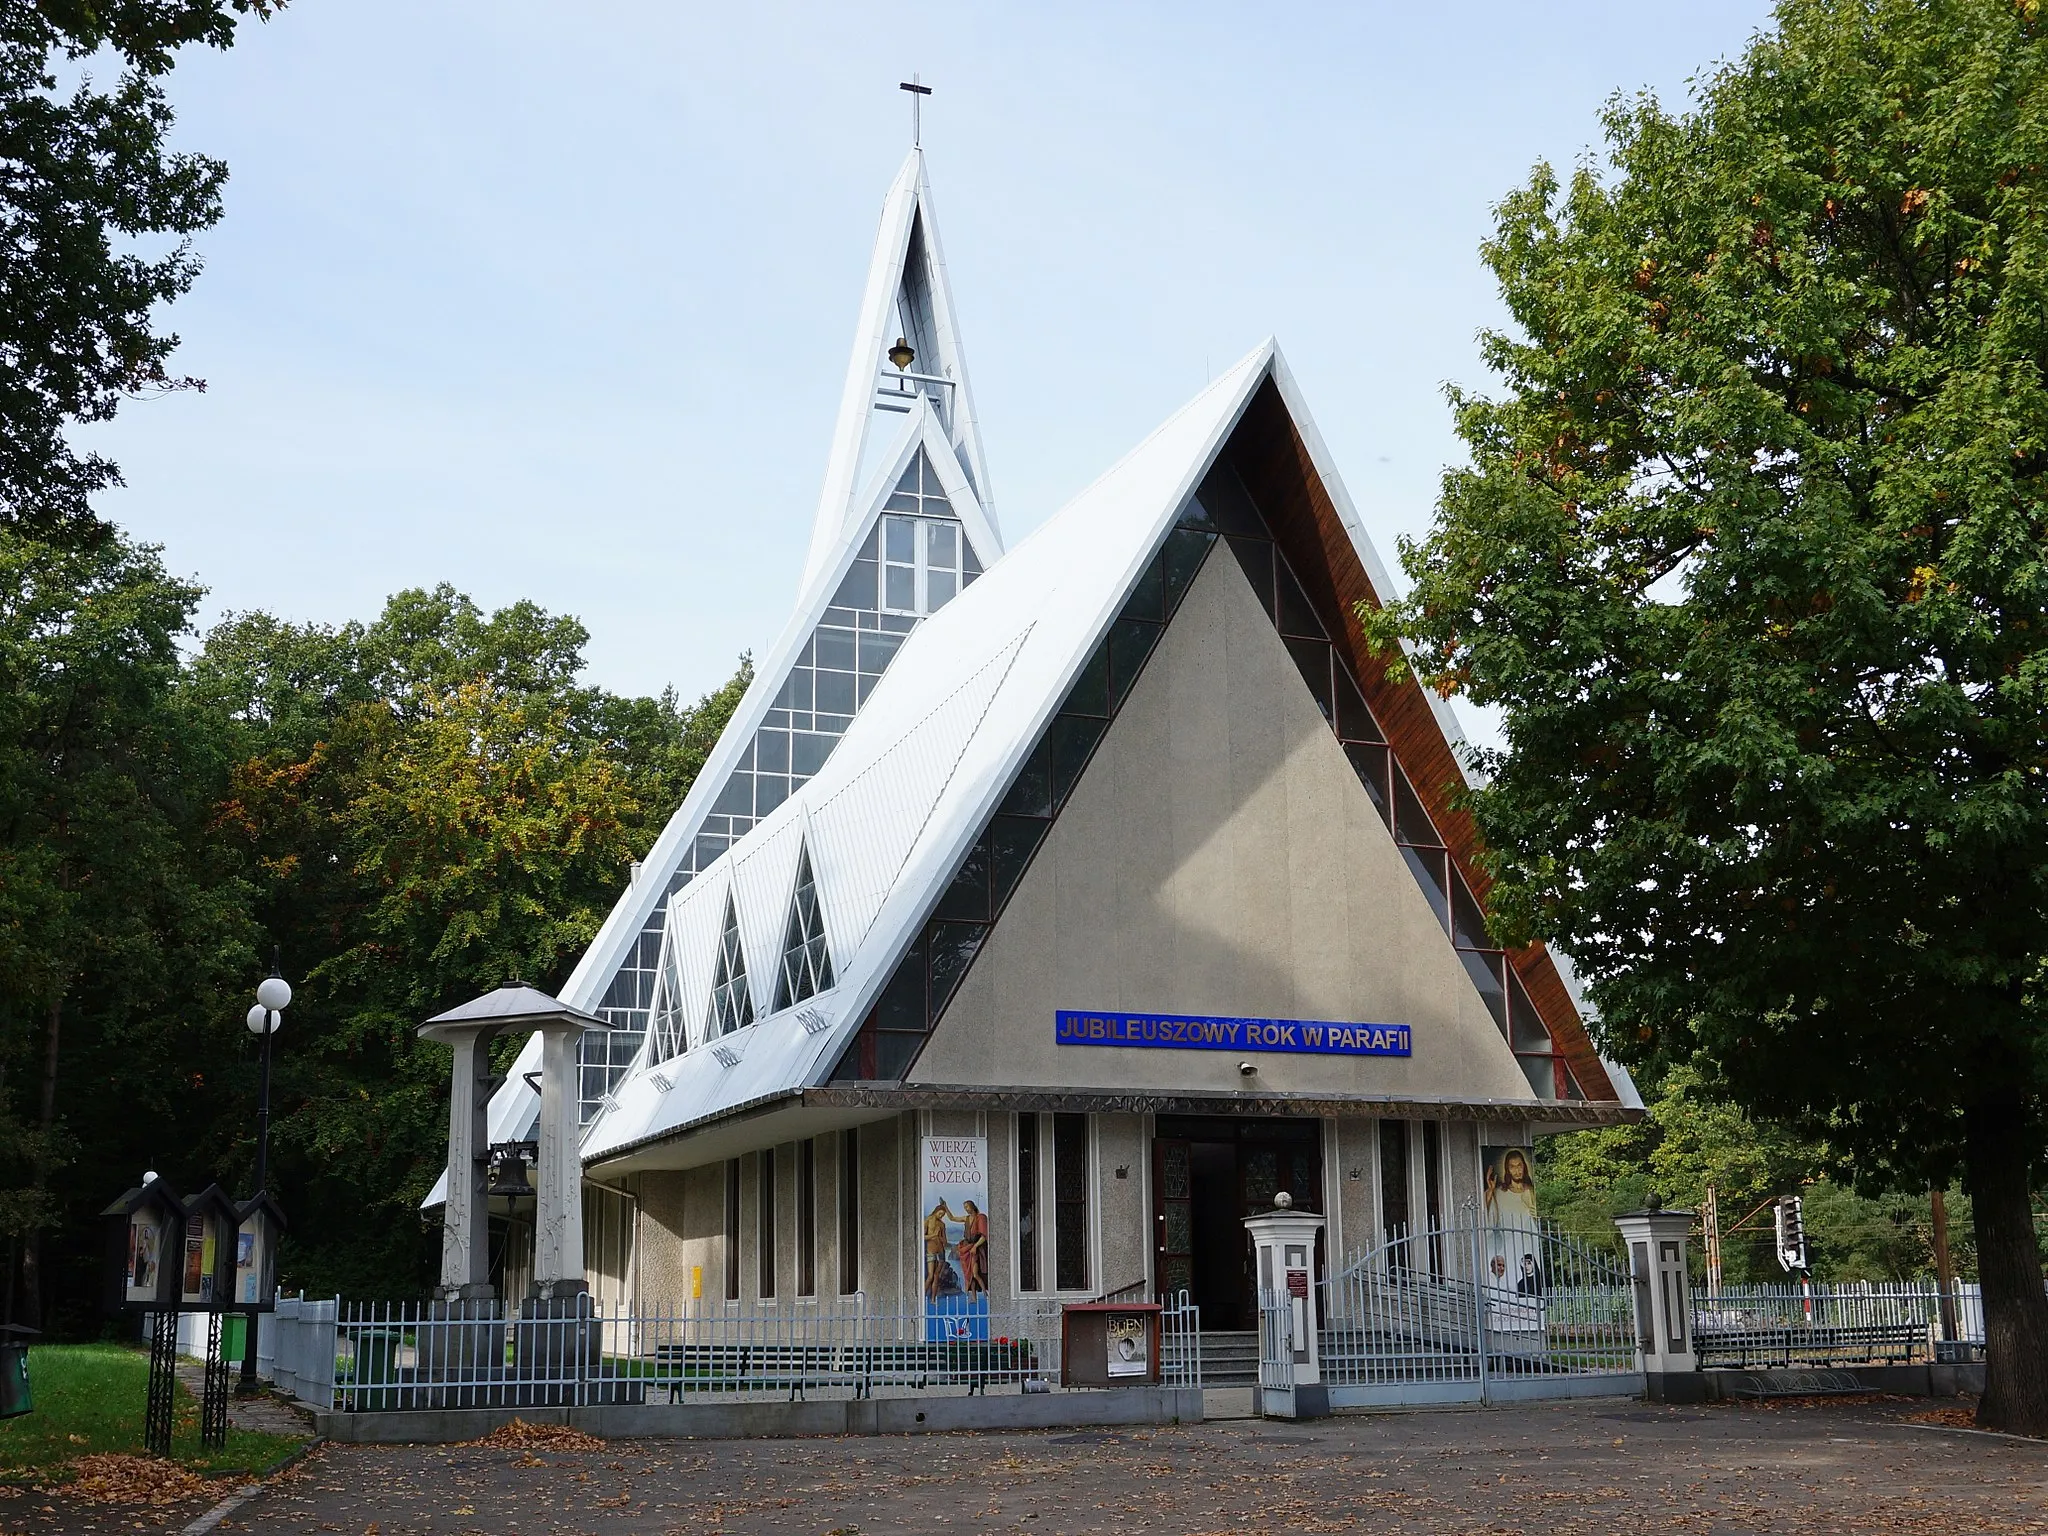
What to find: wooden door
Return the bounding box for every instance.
[1153,1138,1193,1299]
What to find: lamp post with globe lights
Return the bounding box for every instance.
[244,968,289,1197]
[238,965,288,1391]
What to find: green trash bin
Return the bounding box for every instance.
[0,1325,37,1419]
[351,1328,401,1411]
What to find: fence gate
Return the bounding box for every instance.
[1299,1218,1642,1407]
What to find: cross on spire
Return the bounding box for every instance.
[899,74,932,147]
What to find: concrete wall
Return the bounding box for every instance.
[312,1386,1207,1445]
[633,1163,723,1308]
[909,550,1535,1104]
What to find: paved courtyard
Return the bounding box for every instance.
[11,1395,2046,1535]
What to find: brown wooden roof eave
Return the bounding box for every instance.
[1222,378,1619,1103]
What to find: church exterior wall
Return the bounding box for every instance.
[908,550,1535,1105]
[631,1163,722,1309]
[608,1108,1538,1332]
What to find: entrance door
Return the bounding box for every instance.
[1153,1139,1194,1300]
[1153,1117,1322,1331]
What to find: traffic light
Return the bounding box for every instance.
[1774,1196,1807,1273]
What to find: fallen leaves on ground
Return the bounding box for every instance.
[1717,1392,1913,1411]
[63,1453,222,1505]
[1899,1406,1977,1428]
[463,1419,605,1452]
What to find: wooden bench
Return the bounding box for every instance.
[1694,1321,1927,1368]
[651,1339,1039,1401]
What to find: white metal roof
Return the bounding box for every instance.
[576,341,1280,1162]
[425,150,1008,1207]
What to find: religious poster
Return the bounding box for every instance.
[921,1136,989,1342]
[1481,1146,1543,1340]
[235,1227,261,1305]
[1106,1312,1150,1378]
[181,1215,211,1303]
[126,1216,161,1302]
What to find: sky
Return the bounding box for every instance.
[83,1,1778,716]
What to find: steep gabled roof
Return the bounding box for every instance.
[805,148,996,586]
[450,152,1007,1180]
[576,341,1636,1170]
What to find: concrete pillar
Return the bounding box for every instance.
[436,1025,498,1299]
[1614,1202,1703,1403]
[1245,1196,1327,1418]
[532,1021,588,1299]
[420,983,613,1308]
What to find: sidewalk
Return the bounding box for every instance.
[169,1358,313,1438]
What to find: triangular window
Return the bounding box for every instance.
[647,942,688,1064]
[775,845,835,1011]
[704,892,754,1040]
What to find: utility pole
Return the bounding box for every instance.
[1702,1184,1723,1298]
[1930,1187,1959,1344]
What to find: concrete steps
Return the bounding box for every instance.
[1199,1330,1261,1386]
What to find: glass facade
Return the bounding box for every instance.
[579,450,986,1112]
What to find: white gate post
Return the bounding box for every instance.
[1614,1200,1705,1403]
[1245,1193,1327,1418]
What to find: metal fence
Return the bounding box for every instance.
[272,1293,1200,1412]
[1691,1280,1985,1367]
[1693,1281,1984,1339]
[1256,1291,1294,1395]
[1160,1289,1202,1391]
[1307,1219,1640,1407]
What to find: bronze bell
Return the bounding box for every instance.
[887,336,915,372]
[487,1144,534,1201]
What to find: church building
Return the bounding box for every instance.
[451,145,1642,1336]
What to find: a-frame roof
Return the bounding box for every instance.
[444,149,1009,1188]
[576,341,1639,1171]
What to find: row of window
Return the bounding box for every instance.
[718,1118,1097,1302]
[648,844,837,1062]
[585,461,983,1106]
[723,1130,861,1300]
[706,1113,1495,1306]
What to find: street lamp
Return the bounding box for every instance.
[240,965,289,1393]
[245,968,289,1196]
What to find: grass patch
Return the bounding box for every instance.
[0,1343,304,1479]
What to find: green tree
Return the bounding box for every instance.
[1368,0,2048,1430]
[195,590,748,1293]
[0,2,278,545]
[1538,1070,1977,1282]
[0,530,255,1327]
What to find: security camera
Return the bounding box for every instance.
[1238,1061,1257,1076]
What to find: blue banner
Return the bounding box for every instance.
[1055,1009,1411,1058]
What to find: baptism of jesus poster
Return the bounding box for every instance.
[921,1135,989,1341]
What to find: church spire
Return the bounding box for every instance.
[802,144,997,588]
